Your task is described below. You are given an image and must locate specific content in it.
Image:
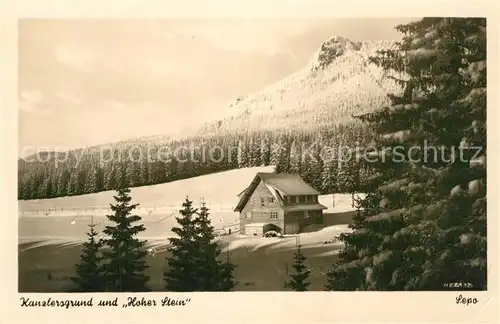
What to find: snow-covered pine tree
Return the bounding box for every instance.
[38,176,53,198]
[326,18,487,291]
[285,245,311,291]
[124,162,140,188]
[289,140,302,174]
[113,161,125,189]
[56,168,70,197]
[249,136,263,167]
[103,162,117,191]
[237,139,249,168]
[260,135,272,166]
[66,171,81,196]
[321,159,338,193]
[139,158,149,186]
[301,145,324,191]
[84,165,103,193]
[194,202,237,291]
[164,198,200,291]
[270,137,287,173]
[69,219,105,292]
[320,138,339,193]
[101,188,150,292]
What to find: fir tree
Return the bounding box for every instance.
[124,163,140,188]
[321,159,338,193]
[326,18,487,291]
[164,199,237,291]
[270,137,287,173]
[195,202,237,291]
[289,140,302,174]
[38,176,53,198]
[237,140,250,168]
[194,201,222,290]
[261,136,272,166]
[219,250,238,291]
[285,245,311,291]
[56,168,70,196]
[84,166,103,193]
[66,171,81,196]
[164,198,200,291]
[69,219,105,292]
[139,159,149,186]
[101,188,150,292]
[103,162,117,190]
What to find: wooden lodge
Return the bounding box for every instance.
[234,172,327,235]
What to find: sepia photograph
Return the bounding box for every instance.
[16,16,489,295]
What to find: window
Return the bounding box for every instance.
[246,212,252,219]
[304,211,309,218]
[295,196,300,203]
[260,197,265,206]
[267,197,275,203]
[287,196,291,204]
[304,195,309,203]
[270,212,278,219]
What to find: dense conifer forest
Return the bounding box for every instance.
[18,122,376,199]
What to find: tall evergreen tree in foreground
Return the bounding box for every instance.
[164,198,237,291]
[326,18,487,291]
[220,249,238,291]
[69,219,105,292]
[285,245,311,291]
[164,198,199,291]
[195,201,237,291]
[102,188,150,292]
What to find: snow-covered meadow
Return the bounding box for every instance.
[19,166,359,258]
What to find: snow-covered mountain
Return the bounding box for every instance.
[196,36,401,135]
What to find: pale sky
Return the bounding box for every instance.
[18,18,414,155]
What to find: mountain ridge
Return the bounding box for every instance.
[195,36,400,136]
[18,35,401,200]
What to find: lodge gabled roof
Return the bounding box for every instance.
[234,172,321,212]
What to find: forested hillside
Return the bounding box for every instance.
[198,37,400,136]
[18,36,401,200]
[18,123,376,199]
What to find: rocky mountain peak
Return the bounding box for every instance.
[310,36,362,72]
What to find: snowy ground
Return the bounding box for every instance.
[18,166,360,261]
[20,224,351,261]
[223,225,350,257]
[18,166,276,216]
[19,211,240,245]
[18,166,364,217]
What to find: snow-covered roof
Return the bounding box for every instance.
[258,173,320,196]
[234,172,321,212]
